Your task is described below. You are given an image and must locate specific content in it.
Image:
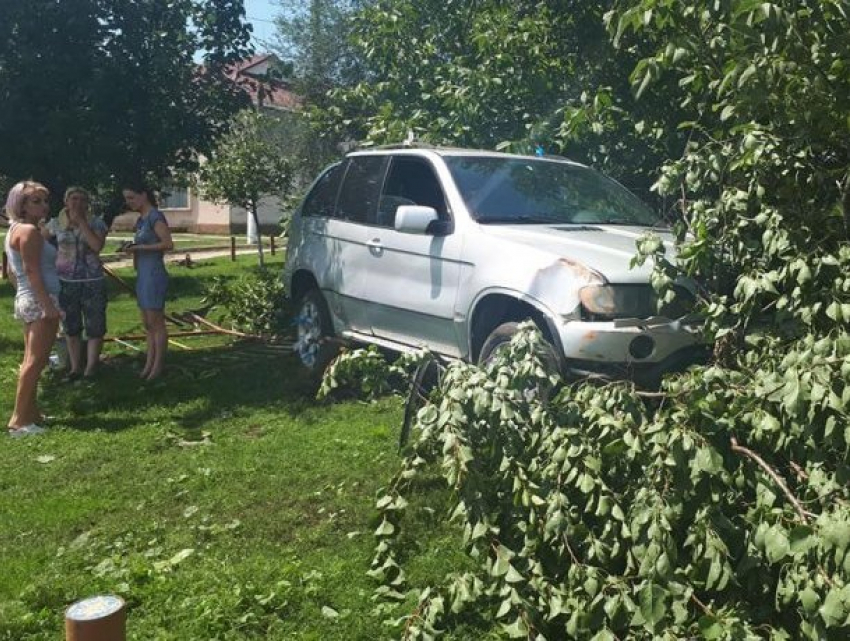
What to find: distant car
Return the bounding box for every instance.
[284,145,705,387]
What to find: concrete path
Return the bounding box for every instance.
[104,246,279,269]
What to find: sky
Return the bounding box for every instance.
[244,0,279,51]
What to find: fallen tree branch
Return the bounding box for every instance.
[105,329,225,342]
[730,436,814,523]
[184,312,259,339]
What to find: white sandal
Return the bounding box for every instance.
[7,424,47,438]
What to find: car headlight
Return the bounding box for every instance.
[579,285,695,320]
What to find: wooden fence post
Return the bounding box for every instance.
[270,236,276,255]
[1,250,7,280]
[230,236,236,261]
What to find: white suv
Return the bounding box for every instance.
[284,146,705,386]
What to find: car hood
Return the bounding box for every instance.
[478,223,678,282]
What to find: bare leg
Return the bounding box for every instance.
[84,337,103,376]
[145,310,168,380]
[9,317,59,428]
[66,334,83,374]
[139,309,154,378]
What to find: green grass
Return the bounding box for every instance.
[0,256,471,640]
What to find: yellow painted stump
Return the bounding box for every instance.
[65,595,126,641]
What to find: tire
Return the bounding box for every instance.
[478,321,561,398]
[293,289,338,377]
[399,354,442,450]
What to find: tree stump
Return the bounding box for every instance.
[65,595,126,641]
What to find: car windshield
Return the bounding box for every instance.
[444,156,661,227]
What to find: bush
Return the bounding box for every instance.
[201,270,292,338]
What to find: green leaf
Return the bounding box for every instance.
[799,587,820,614]
[819,589,847,627]
[505,564,525,584]
[375,519,395,536]
[763,525,790,564]
[737,64,757,88]
[503,615,529,638]
[638,582,669,628]
[698,615,724,639]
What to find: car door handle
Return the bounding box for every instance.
[366,237,384,256]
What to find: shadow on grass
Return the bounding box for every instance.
[42,340,322,434]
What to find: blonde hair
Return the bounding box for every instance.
[64,185,90,202]
[4,181,49,221]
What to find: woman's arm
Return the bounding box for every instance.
[17,225,60,319]
[74,215,106,253]
[130,219,173,253]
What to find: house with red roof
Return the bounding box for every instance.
[113,54,302,235]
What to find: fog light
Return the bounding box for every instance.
[629,335,655,360]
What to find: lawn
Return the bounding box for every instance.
[0,256,471,640]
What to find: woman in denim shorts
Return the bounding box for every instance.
[46,186,108,378]
[4,181,61,437]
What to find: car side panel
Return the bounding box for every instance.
[364,228,466,356]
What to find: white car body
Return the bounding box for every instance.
[285,147,704,385]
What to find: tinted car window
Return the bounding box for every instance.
[301,163,344,218]
[376,157,448,227]
[445,156,660,226]
[336,156,387,223]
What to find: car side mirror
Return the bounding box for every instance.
[394,205,439,234]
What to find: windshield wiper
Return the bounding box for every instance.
[594,219,662,227]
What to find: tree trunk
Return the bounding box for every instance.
[251,202,265,268]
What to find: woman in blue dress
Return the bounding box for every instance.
[121,182,173,380]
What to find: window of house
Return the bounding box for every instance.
[160,185,190,210]
[301,163,344,218]
[335,156,387,224]
[376,157,448,227]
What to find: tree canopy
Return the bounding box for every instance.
[198,109,294,266]
[317,0,695,197]
[0,0,253,211]
[270,0,367,104]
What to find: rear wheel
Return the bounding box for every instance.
[293,289,338,377]
[399,354,442,451]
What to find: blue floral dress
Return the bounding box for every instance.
[133,209,169,310]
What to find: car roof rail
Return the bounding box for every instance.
[362,141,439,151]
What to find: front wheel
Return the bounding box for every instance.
[478,321,561,400]
[293,289,338,377]
[478,321,559,372]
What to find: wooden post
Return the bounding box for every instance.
[65,595,126,641]
[270,235,276,255]
[230,235,236,261]
[1,250,7,280]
